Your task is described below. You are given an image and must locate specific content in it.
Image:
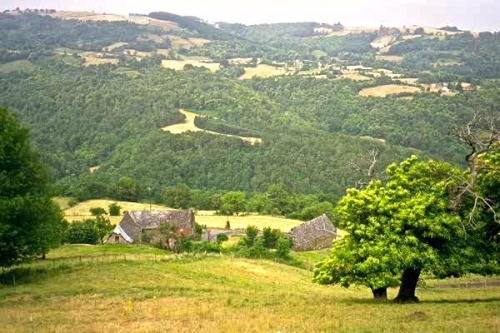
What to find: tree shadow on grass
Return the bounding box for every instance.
[419,297,500,304]
[340,297,500,305]
[0,264,73,287]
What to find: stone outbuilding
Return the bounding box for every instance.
[288,214,338,251]
[106,210,195,244]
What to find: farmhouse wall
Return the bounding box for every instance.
[106,232,129,244]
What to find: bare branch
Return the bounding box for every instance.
[349,148,381,189]
[451,111,500,213]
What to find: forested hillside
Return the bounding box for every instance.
[0,11,498,210]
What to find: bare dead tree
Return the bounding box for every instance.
[451,111,500,224]
[348,148,381,189]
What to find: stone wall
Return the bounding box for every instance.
[288,214,337,251]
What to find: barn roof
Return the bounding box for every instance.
[288,214,337,251]
[128,210,194,230]
[116,210,195,243]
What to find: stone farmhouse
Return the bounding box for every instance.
[288,214,338,251]
[106,210,195,245]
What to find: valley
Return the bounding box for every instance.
[0,7,499,332]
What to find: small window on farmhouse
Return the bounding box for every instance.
[115,236,119,242]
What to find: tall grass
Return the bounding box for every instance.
[0,245,499,332]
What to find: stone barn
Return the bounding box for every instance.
[106,210,195,245]
[288,214,338,251]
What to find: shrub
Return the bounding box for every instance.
[108,202,121,216]
[191,241,221,253]
[65,219,101,244]
[216,233,229,244]
[262,227,281,249]
[240,225,259,247]
[276,237,292,259]
[89,207,107,216]
[225,220,231,230]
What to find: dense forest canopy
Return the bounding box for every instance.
[0,11,498,209]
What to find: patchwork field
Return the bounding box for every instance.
[340,73,373,81]
[82,55,119,66]
[162,109,262,145]
[196,211,304,232]
[169,36,211,50]
[62,199,173,224]
[50,11,127,22]
[1,245,499,332]
[239,64,287,79]
[103,42,127,52]
[359,84,422,97]
[58,198,300,232]
[161,59,220,72]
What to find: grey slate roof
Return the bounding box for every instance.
[113,210,195,243]
[288,214,337,251]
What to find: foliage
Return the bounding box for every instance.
[219,191,246,216]
[162,184,191,209]
[89,207,107,217]
[108,202,121,216]
[262,227,281,249]
[276,237,293,259]
[216,233,229,244]
[314,156,473,295]
[65,208,113,245]
[65,219,102,245]
[240,225,259,248]
[0,106,64,267]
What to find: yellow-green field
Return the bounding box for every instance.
[340,73,373,81]
[196,211,304,232]
[81,52,119,66]
[169,36,211,49]
[103,42,128,52]
[359,84,422,97]
[161,59,220,72]
[58,198,301,232]
[1,245,499,332]
[62,199,173,224]
[239,64,287,79]
[50,11,127,22]
[162,109,262,145]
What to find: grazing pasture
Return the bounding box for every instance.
[50,11,127,22]
[62,199,172,224]
[162,110,262,145]
[239,64,287,79]
[359,84,422,97]
[58,198,296,231]
[340,73,373,81]
[196,210,304,232]
[0,245,499,332]
[161,59,220,72]
[169,36,211,50]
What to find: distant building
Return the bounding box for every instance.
[288,214,338,251]
[106,210,195,244]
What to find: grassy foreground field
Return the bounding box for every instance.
[0,245,499,332]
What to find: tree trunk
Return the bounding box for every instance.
[394,268,421,303]
[371,287,387,300]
